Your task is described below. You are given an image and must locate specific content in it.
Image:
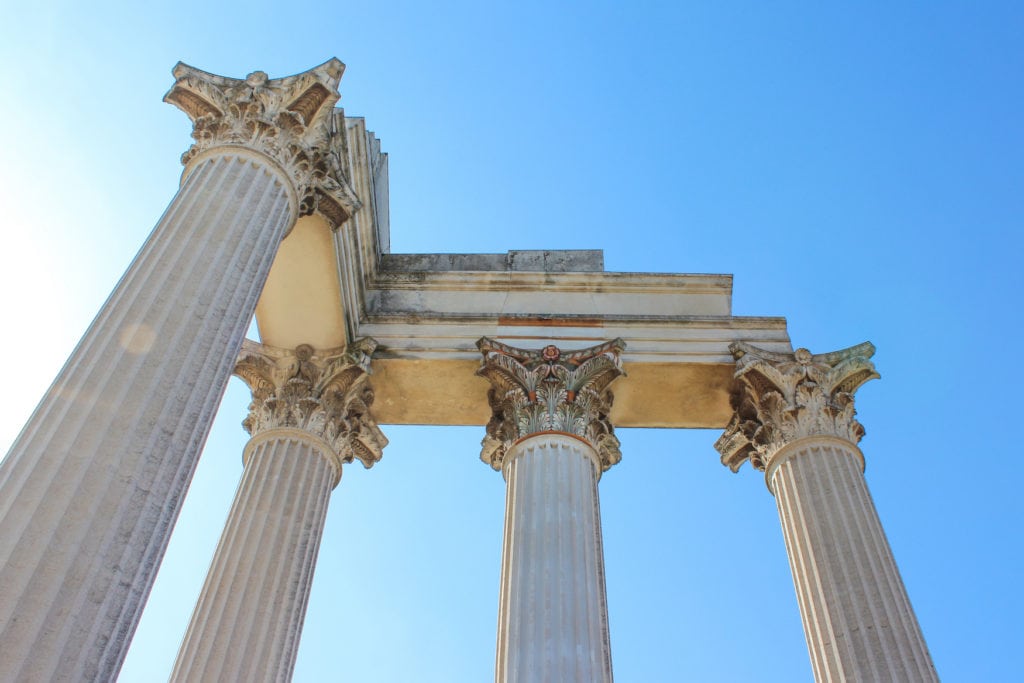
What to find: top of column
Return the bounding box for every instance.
[476,337,626,473]
[715,341,879,473]
[234,338,388,477]
[164,59,361,228]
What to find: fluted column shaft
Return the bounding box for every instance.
[769,437,936,682]
[0,59,357,682]
[171,339,385,683]
[171,430,337,683]
[716,342,937,682]
[477,338,625,683]
[497,433,613,683]
[0,150,295,682]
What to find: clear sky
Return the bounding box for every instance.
[0,2,1021,681]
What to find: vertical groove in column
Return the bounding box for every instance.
[84,159,291,676]
[828,447,888,679]
[538,446,552,675]
[178,436,266,669]
[553,445,566,681]
[0,157,215,502]
[0,152,295,683]
[526,446,541,679]
[195,435,281,683]
[590,459,612,680]
[282,442,331,680]
[808,445,862,672]
[567,448,586,677]
[255,439,307,681]
[495,456,517,681]
[772,440,938,682]
[496,435,613,683]
[775,457,835,681]
[0,157,232,537]
[845,449,935,681]
[864,468,918,677]
[211,436,299,682]
[0,158,210,520]
[243,437,299,680]
[171,434,336,683]
[272,439,327,680]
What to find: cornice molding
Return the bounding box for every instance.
[370,269,733,294]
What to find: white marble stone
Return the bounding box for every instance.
[170,432,337,683]
[171,340,384,683]
[770,437,937,682]
[716,342,938,682]
[477,339,623,683]
[496,434,614,683]
[0,59,358,681]
[0,151,295,682]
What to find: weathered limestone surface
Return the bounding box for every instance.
[171,340,384,683]
[257,114,794,429]
[716,342,938,682]
[478,338,622,683]
[382,249,605,273]
[0,60,356,682]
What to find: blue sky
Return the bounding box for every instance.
[1,2,1021,680]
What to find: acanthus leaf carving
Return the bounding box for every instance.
[476,337,625,472]
[164,60,361,228]
[234,338,387,468]
[715,342,879,472]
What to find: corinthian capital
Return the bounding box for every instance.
[233,338,387,468]
[715,341,879,473]
[164,59,360,227]
[476,337,625,472]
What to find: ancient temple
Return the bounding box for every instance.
[0,60,937,682]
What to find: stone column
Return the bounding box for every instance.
[715,342,938,682]
[477,338,625,683]
[171,339,385,683]
[0,61,360,682]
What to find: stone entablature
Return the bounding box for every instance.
[714,341,879,473]
[164,59,361,228]
[153,58,792,432]
[234,338,387,473]
[246,108,792,431]
[232,89,792,430]
[476,337,625,472]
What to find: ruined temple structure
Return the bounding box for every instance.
[0,60,938,682]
